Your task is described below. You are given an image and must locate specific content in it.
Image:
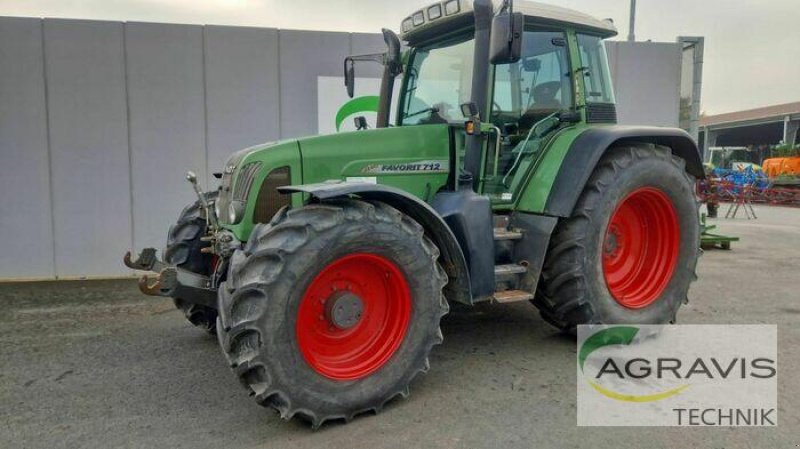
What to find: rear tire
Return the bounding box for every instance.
[217,199,448,428]
[164,192,219,334]
[534,145,700,333]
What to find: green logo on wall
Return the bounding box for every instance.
[335,96,380,132]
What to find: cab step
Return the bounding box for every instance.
[493,229,523,241]
[493,290,535,304]
[494,263,527,277]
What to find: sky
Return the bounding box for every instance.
[1,0,798,115]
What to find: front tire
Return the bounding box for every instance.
[534,145,700,333]
[217,200,448,428]
[164,192,219,333]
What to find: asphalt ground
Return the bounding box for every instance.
[1,205,799,449]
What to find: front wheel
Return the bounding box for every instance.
[164,191,219,333]
[534,145,700,333]
[217,200,448,428]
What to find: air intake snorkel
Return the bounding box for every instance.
[460,0,494,190]
[377,29,403,128]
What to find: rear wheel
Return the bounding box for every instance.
[534,146,699,332]
[217,199,448,428]
[164,192,219,333]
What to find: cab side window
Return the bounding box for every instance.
[485,30,572,199]
[577,34,615,104]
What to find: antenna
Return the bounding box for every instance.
[628,0,637,42]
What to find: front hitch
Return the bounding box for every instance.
[123,248,218,309]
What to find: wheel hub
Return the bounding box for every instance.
[296,253,412,381]
[325,291,364,329]
[602,187,680,309]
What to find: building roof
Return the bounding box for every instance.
[700,101,800,128]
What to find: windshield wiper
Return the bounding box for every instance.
[404,106,440,120]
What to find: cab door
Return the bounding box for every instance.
[480,28,575,204]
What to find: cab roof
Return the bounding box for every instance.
[516,1,617,36]
[400,0,618,44]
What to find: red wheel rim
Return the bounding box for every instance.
[296,253,411,381]
[602,187,680,309]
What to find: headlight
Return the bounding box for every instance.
[228,201,245,224]
[411,10,424,26]
[444,0,460,16]
[428,4,442,20]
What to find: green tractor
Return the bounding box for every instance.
[125,0,702,427]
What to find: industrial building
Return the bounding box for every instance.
[700,101,800,152]
[0,17,702,279]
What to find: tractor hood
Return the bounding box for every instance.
[234,125,452,187]
[293,125,451,185]
[219,124,452,241]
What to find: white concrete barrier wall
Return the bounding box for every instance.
[0,17,681,280]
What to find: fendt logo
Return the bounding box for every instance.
[576,325,777,426]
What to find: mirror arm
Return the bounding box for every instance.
[347,53,386,64]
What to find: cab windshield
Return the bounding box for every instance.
[399,36,475,126]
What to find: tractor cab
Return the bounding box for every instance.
[347,0,618,203]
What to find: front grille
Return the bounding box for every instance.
[216,149,256,225]
[233,162,262,201]
[253,166,291,223]
[586,103,617,124]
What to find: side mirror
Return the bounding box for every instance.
[460,101,479,119]
[344,57,355,98]
[489,12,524,64]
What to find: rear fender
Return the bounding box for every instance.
[279,182,472,305]
[541,126,703,217]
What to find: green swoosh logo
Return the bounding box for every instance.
[579,326,639,372]
[579,326,689,402]
[335,96,379,132]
